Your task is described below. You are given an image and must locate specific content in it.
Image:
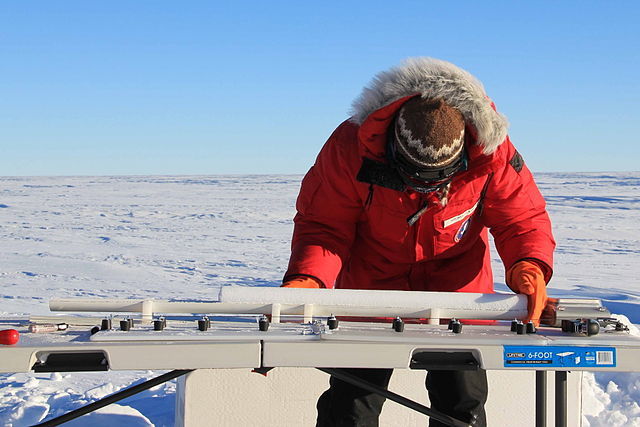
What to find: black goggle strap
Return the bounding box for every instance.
[398,173,451,194]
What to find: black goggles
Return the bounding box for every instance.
[386,131,468,191]
[398,173,454,194]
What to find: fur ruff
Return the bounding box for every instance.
[349,57,509,154]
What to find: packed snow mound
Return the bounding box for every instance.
[583,371,640,426]
[63,404,154,426]
[0,371,175,427]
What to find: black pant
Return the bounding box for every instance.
[316,368,487,427]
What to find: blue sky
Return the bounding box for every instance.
[1,1,638,175]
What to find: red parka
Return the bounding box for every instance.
[284,58,555,293]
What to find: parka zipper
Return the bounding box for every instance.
[407,200,429,226]
[409,196,429,262]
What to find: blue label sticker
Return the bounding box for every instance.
[504,346,616,368]
[454,218,471,242]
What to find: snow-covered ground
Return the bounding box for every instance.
[0,173,638,426]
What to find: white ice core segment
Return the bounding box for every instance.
[49,287,528,320]
[218,287,528,320]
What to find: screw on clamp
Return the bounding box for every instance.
[259,315,270,332]
[615,321,629,332]
[101,318,112,331]
[327,315,339,330]
[526,321,536,334]
[596,317,630,332]
[451,320,463,334]
[198,316,210,332]
[392,317,404,333]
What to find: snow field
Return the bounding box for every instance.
[1,173,639,426]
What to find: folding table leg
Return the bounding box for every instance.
[555,371,567,427]
[536,370,547,427]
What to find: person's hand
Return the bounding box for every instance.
[506,260,548,327]
[281,277,322,288]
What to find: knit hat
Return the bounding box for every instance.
[393,97,466,170]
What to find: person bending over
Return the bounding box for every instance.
[283,57,555,427]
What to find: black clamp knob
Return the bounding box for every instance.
[516,321,525,335]
[448,318,457,330]
[511,320,519,332]
[154,319,165,331]
[327,315,339,330]
[198,316,210,331]
[392,317,404,332]
[526,321,536,334]
[451,320,463,334]
[120,319,131,331]
[259,315,270,331]
[101,318,112,331]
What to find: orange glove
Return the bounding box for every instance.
[281,277,322,288]
[506,260,548,327]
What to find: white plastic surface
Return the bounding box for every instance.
[176,368,584,427]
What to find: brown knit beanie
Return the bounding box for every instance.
[394,97,465,169]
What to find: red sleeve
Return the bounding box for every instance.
[482,138,556,282]
[284,121,366,288]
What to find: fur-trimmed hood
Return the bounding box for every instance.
[349,57,509,155]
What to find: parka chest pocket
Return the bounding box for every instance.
[432,198,484,257]
[363,191,418,255]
